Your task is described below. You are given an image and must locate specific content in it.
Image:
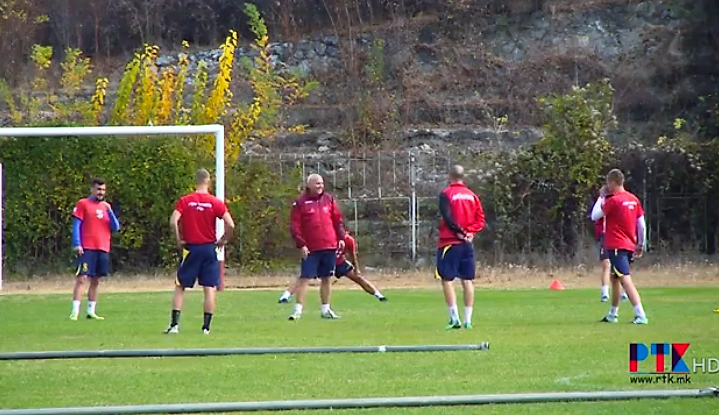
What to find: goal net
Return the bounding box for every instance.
[0,125,227,291]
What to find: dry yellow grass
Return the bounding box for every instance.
[2,263,717,296]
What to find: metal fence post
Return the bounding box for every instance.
[410,150,417,261]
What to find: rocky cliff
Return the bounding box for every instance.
[153,0,715,156]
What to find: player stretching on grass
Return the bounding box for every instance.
[435,165,485,330]
[278,231,387,303]
[165,169,235,335]
[591,169,648,325]
[590,187,627,303]
[288,173,346,320]
[70,178,120,321]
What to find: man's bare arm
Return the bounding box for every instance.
[217,212,236,246]
[169,210,183,247]
[352,249,362,275]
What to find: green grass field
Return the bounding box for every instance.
[1,286,719,414]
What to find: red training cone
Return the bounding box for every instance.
[549,279,565,290]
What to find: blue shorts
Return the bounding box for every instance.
[177,244,220,288]
[76,250,110,278]
[435,242,475,281]
[334,260,354,278]
[300,250,336,279]
[607,249,634,278]
[598,236,609,261]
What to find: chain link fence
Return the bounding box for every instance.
[238,150,712,268]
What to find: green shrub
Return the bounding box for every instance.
[0,134,196,275]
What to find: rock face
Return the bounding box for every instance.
[155,0,693,153]
[153,0,711,266]
[158,2,683,84]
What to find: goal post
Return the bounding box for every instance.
[0,125,227,292]
[0,162,3,292]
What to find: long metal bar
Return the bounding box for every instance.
[0,343,490,361]
[0,388,715,415]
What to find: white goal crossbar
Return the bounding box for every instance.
[0,125,227,292]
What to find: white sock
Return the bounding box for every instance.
[464,306,473,323]
[622,290,628,297]
[634,303,646,318]
[373,291,384,298]
[609,306,619,316]
[600,285,609,297]
[448,305,459,321]
[87,301,96,315]
[280,290,291,300]
[321,303,331,313]
[71,300,81,314]
[294,303,303,314]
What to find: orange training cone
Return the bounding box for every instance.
[549,279,565,290]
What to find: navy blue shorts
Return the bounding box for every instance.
[435,243,475,281]
[176,244,220,288]
[300,250,336,279]
[76,250,110,278]
[607,249,634,278]
[334,260,354,278]
[598,236,609,261]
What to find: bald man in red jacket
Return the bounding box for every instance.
[435,165,485,330]
[288,173,346,321]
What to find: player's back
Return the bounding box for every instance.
[177,192,226,245]
[604,190,643,251]
[444,184,481,229]
[437,183,485,247]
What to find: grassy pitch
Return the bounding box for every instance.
[1,286,718,414]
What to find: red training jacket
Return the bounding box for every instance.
[437,182,486,247]
[290,190,346,252]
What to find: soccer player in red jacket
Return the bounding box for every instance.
[591,169,648,325]
[165,169,236,335]
[70,178,120,321]
[289,173,346,320]
[435,165,485,330]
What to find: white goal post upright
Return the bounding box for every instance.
[0,125,227,292]
[0,162,3,292]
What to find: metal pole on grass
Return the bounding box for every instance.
[0,343,490,361]
[0,387,716,415]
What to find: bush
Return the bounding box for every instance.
[473,79,615,257]
[458,80,719,262]
[224,159,303,272]
[0,135,197,275]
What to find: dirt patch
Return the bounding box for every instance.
[2,264,718,296]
